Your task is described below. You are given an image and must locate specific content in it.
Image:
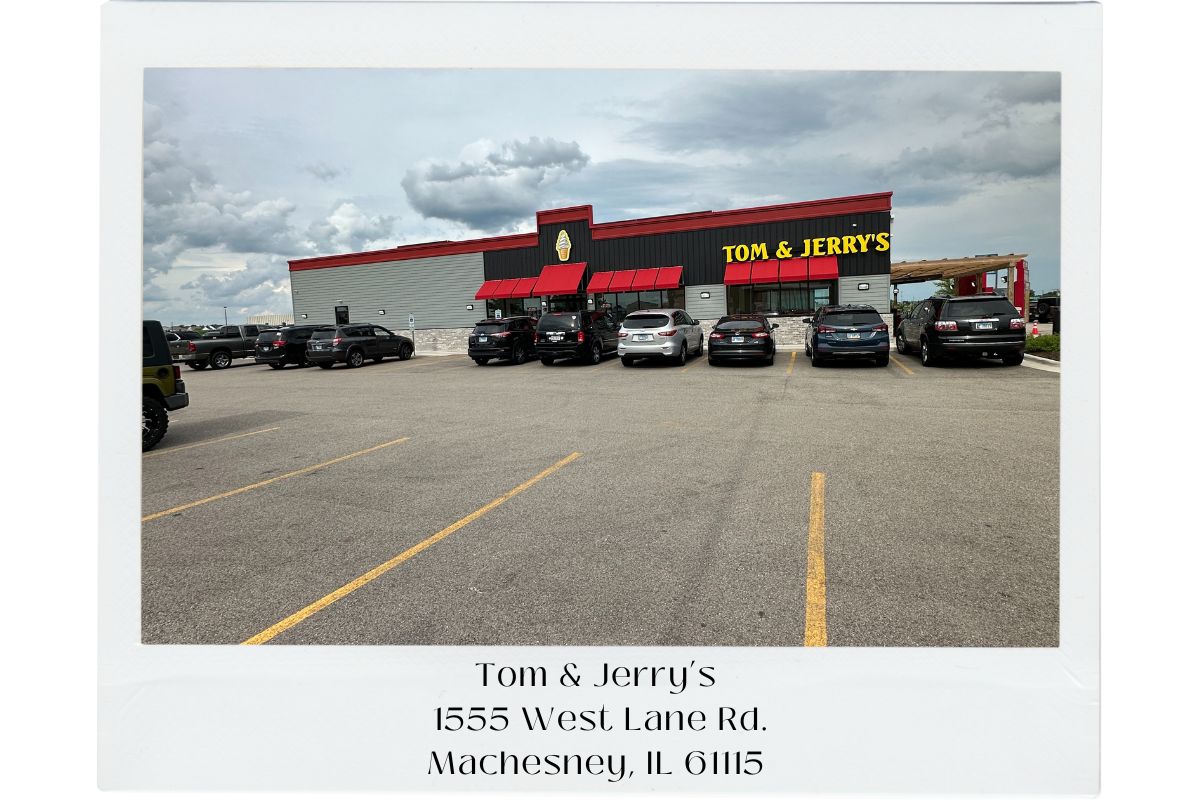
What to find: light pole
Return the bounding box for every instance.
[223,306,228,327]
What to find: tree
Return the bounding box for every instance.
[934,278,957,297]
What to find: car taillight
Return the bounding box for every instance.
[577,331,585,342]
[817,325,835,333]
[332,337,342,345]
[492,331,511,337]
[872,324,888,332]
[658,329,678,337]
[1010,318,1025,330]
[710,332,725,339]
[534,332,540,343]
[934,321,958,331]
[272,339,285,347]
[172,365,181,380]
[752,331,770,338]
[187,341,196,352]
[618,331,628,338]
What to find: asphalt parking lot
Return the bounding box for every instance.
[142,348,1059,647]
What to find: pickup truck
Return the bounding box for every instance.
[170,324,274,370]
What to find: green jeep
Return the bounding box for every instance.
[143,320,189,451]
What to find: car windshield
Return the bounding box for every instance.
[255,332,279,343]
[715,319,765,331]
[944,299,1016,318]
[310,330,337,340]
[622,314,670,329]
[821,311,882,326]
[473,324,507,334]
[538,314,581,331]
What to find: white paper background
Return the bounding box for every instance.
[95,0,1100,794]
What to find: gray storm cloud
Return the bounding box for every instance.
[402,137,590,230]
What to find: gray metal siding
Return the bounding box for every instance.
[290,252,484,330]
[686,284,726,319]
[838,274,891,315]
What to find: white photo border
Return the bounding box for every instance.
[100,1,1099,793]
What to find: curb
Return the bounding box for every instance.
[1023,353,1060,366]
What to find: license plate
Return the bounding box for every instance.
[975,321,995,330]
[260,345,271,351]
[847,332,861,339]
[731,336,745,343]
[634,334,651,341]
[549,333,564,341]
[477,335,487,343]
[312,344,325,350]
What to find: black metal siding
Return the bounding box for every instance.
[483,211,891,283]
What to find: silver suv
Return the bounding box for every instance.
[618,308,704,367]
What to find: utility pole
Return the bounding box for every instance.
[223,306,229,326]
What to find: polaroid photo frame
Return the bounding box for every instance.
[101,1,1099,793]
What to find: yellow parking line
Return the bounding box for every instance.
[142,436,410,523]
[804,471,827,647]
[143,427,281,458]
[787,351,798,376]
[242,451,583,644]
[890,355,914,376]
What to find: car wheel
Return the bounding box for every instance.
[676,343,687,366]
[512,344,527,365]
[540,356,555,366]
[210,350,232,369]
[346,349,364,368]
[621,356,634,367]
[875,354,890,367]
[707,356,717,366]
[896,332,909,354]
[810,350,821,367]
[142,398,168,452]
[473,357,488,366]
[318,363,333,369]
[399,343,414,361]
[187,361,208,370]
[920,338,935,367]
[766,351,775,367]
[1002,353,1024,366]
[268,362,284,370]
[805,341,812,357]
[589,342,602,364]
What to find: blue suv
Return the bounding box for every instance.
[804,305,890,367]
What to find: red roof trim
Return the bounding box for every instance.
[777,258,808,282]
[289,193,891,272]
[493,278,523,299]
[608,270,635,292]
[630,268,660,291]
[513,277,539,298]
[808,256,839,280]
[531,262,587,297]
[474,279,505,300]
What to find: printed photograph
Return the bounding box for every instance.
[141,69,1061,646]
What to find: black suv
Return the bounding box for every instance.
[804,304,890,367]
[306,324,415,368]
[468,317,536,365]
[534,310,619,365]
[254,324,329,369]
[895,294,1026,366]
[707,314,779,366]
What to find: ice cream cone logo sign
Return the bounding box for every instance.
[555,230,572,262]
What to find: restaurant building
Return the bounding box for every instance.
[287,192,893,349]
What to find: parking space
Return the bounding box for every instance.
[143,348,1059,646]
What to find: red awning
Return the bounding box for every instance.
[493,278,523,298]
[750,259,780,284]
[724,262,752,285]
[777,257,808,282]
[531,261,587,296]
[474,279,505,300]
[513,277,539,298]
[585,271,614,293]
[653,266,683,289]
[607,269,636,292]
[808,256,839,280]
[630,268,660,291]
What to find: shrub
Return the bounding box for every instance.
[1026,334,1060,352]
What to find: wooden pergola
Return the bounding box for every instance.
[890,254,1028,285]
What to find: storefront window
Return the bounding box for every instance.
[485,298,531,319]
[727,281,836,316]
[546,294,585,313]
[596,289,686,321]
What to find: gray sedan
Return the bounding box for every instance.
[618,309,705,366]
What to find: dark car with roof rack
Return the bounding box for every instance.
[468,316,536,365]
[254,324,331,369]
[534,310,619,365]
[305,323,414,368]
[895,294,1026,366]
[803,304,891,367]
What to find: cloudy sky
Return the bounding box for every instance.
[143,69,1060,324]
